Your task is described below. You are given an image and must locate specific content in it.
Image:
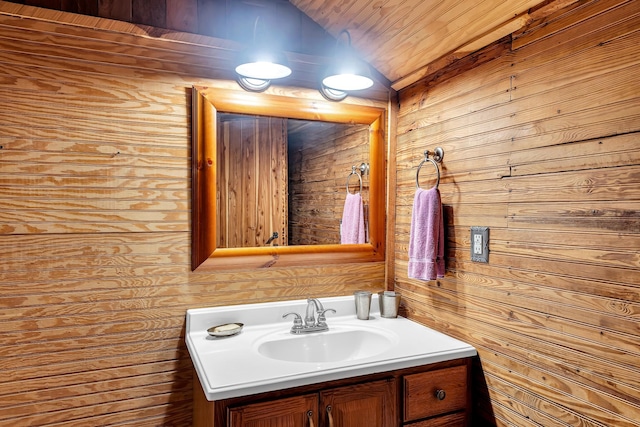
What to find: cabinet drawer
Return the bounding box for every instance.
[403,365,467,422]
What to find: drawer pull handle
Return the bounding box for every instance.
[435,389,446,400]
[326,405,334,427]
[307,410,314,427]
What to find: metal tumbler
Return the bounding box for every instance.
[378,291,401,318]
[354,291,372,320]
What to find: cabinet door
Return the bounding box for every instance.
[228,394,318,427]
[320,379,396,427]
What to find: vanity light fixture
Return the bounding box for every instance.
[235,17,292,92]
[320,29,374,100]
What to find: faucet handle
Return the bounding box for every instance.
[316,308,336,327]
[283,312,304,333]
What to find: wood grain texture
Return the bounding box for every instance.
[216,115,287,248]
[0,3,387,426]
[289,122,370,245]
[2,0,639,426]
[291,0,543,89]
[404,365,467,421]
[10,0,576,93]
[165,0,196,32]
[0,0,391,97]
[394,1,640,427]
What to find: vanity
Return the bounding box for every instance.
[186,295,477,426]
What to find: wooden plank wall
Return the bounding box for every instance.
[394,0,639,425]
[0,0,392,98]
[0,3,387,426]
[217,115,288,248]
[288,123,370,245]
[7,0,335,55]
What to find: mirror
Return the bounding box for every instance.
[192,86,386,271]
[216,112,370,248]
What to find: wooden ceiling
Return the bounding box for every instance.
[290,0,578,90]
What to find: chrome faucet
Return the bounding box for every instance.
[305,298,323,327]
[283,298,336,334]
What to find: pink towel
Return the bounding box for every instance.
[341,192,365,244]
[408,188,445,280]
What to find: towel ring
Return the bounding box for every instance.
[346,165,363,194]
[416,147,444,190]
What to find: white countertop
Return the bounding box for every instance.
[186,295,477,401]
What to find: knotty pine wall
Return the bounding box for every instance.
[393,0,639,426]
[0,3,387,426]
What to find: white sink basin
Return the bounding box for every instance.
[186,295,477,401]
[255,327,396,363]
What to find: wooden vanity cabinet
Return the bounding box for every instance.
[194,358,471,427]
[227,379,396,427]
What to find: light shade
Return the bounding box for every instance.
[235,49,292,80]
[322,71,373,91]
[321,30,374,92]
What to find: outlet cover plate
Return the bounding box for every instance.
[470,226,489,263]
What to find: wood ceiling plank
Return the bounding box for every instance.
[385,0,539,82]
[336,0,395,38]
[362,0,471,79]
[294,0,576,92]
[355,0,453,48]
[318,0,370,37]
[353,0,449,67]
[292,0,359,32]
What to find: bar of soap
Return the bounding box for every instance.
[207,323,244,337]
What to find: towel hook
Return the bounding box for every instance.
[346,165,363,194]
[416,147,444,190]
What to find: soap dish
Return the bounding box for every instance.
[207,323,244,337]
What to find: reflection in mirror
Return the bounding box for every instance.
[216,112,370,248]
[192,86,386,271]
[289,119,370,246]
[215,113,288,249]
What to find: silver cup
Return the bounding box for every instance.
[378,291,401,318]
[354,291,372,320]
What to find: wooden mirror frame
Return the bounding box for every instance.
[192,86,386,271]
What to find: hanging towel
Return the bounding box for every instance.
[341,192,365,244]
[408,187,445,280]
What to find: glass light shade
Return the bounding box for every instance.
[235,49,292,80]
[321,49,374,92]
[322,73,373,91]
[235,61,292,80]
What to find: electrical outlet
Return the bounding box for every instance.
[473,234,483,254]
[470,227,489,263]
